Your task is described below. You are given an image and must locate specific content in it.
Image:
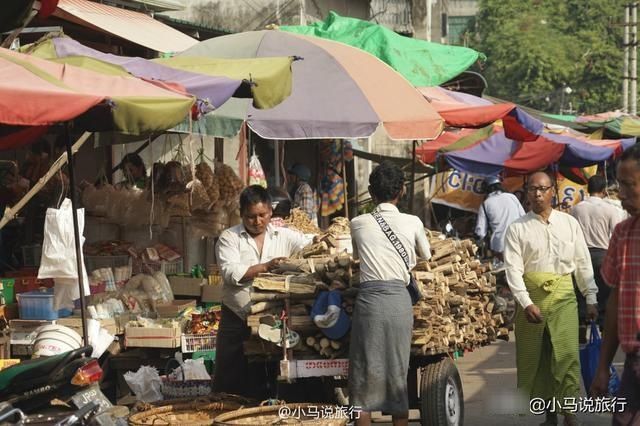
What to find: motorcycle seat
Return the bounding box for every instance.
[0,352,69,395]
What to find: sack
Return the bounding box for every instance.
[407,275,422,305]
[580,322,621,395]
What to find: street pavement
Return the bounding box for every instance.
[372,332,624,425]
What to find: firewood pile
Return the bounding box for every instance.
[244,230,358,359]
[411,231,508,356]
[243,222,506,360]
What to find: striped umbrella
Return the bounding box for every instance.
[173,30,444,141]
[0,47,194,148]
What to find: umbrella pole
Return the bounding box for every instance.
[64,124,89,346]
[409,140,417,214]
[342,140,348,218]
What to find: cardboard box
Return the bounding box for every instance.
[169,277,205,297]
[115,312,142,335]
[155,300,196,318]
[55,317,118,337]
[125,325,181,348]
[201,284,223,303]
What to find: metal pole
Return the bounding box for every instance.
[632,3,638,115]
[64,125,88,346]
[409,140,417,214]
[426,0,432,41]
[624,4,630,112]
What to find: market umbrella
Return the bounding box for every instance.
[419,87,543,141]
[172,30,444,141]
[441,125,635,177]
[0,47,196,345]
[0,47,194,140]
[23,35,295,111]
[280,11,484,87]
[416,125,497,164]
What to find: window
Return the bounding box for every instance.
[447,15,475,45]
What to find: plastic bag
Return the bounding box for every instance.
[248,154,267,188]
[580,322,620,395]
[124,366,163,402]
[38,199,90,292]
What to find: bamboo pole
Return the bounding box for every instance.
[0,132,92,230]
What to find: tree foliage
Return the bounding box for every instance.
[470,0,626,114]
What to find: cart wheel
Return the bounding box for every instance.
[420,357,463,426]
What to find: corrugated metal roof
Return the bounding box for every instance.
[55,0,198,53]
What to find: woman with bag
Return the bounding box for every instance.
[349,162,431,426]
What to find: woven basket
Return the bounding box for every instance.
[161,359,212,399]
[213,403,349,426]
[128,400,245,426]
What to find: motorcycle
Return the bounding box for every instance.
[0,346,107,415]
[0,400,101,425]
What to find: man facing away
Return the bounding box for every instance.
[475,175,525,261]
[504,171,598,426]
[591,144,640,426]
[349,162,431,426]
[287,163,318,225]
[571,175,624,334]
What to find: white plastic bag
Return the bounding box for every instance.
[38,198,90,283]
[124,366,163,403]
[248,154,267,188]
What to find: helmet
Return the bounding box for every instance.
[484,175,501,187]
[32,324,82,358]
[268,188,292,218]
[287,164,311,181]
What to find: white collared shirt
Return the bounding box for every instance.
[351,203,431,283]
[215,223,308,319]
[571,196,625,249]
[504,210,598,309]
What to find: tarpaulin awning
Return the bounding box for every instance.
[419,87,543,141]
[177,30,444,140]
[22,35,294,111]
[564,111,640,137]
[0,47,194,146]
[280,11,484,87]
[441,125,635,177]
[53,0,198,54]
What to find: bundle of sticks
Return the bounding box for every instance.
[411,231,508,356]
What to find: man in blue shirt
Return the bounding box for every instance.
[475,176,525,261]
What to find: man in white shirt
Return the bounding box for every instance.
[504,171,598,426]
[349,162,430,426]
[214,185,308,396]
[475,175,525,260]
[571,175,624,334]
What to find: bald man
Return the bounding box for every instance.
[504,171,598,426]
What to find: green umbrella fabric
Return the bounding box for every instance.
[280,11,484,87]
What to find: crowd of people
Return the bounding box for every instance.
[211,147,639,426]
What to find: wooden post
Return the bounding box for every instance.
[409,140,417,214]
